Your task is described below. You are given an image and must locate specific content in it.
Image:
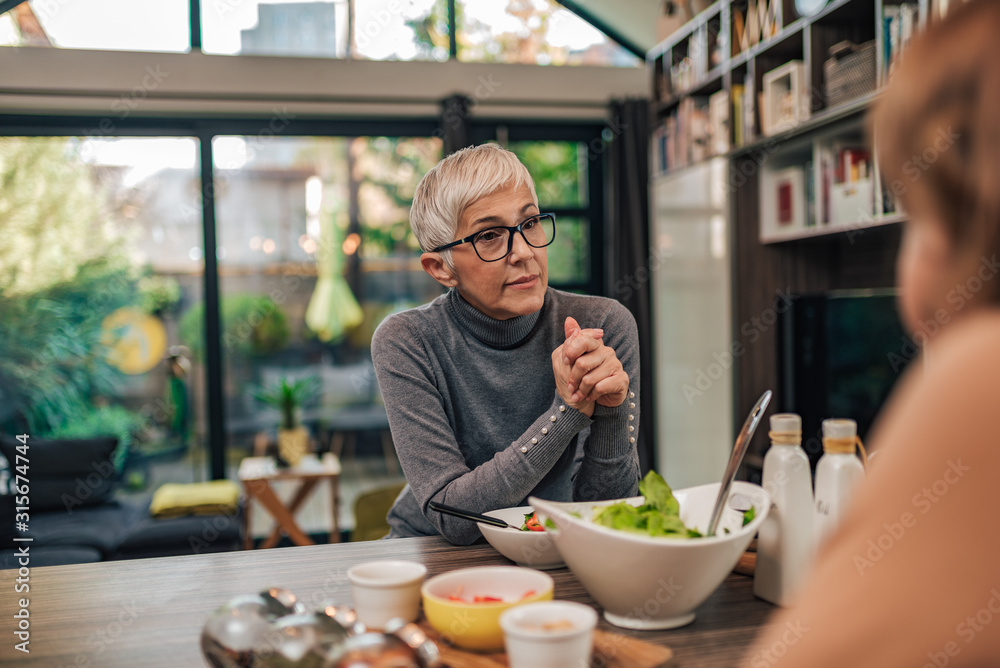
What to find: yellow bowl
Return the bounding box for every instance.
[421,566,554,651]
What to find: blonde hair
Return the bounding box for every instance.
[410,144,538,260]
[872,0,1000,301]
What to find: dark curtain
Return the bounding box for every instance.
[440,94,473,156]
[606,97,655,475]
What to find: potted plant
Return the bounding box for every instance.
[251,377,320,467]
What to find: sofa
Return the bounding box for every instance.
[0,435,241,569]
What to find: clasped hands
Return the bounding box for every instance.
[551,316,629,417]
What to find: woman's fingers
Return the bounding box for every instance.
[579,368,629,407]
[570,351,624,403]
[594,375,629,407]
[562,328,604,368]
[552,342,595,414]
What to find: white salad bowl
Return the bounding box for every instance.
[529,481,770,630]
[478,506,565,570]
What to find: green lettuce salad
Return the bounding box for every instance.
[592,471,703,538]
[591,471,757,538]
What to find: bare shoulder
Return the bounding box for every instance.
[876,310,1000,465]
[923,310,1000,388]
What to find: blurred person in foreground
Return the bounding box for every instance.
[371,143,640,544]
[744,2,1000,665]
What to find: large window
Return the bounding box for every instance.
[0,135,204,495]
[457,0,640,66]
[0,117,605,548]
[0,0,190,52]
[508,140,592,285]
[1,0,641,66]
[210,134,444,459]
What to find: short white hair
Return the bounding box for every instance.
[410,144,538,260]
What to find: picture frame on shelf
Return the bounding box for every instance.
[761,60,809,136]
[774,166,806,228]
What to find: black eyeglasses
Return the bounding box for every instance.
[430,213,557,262]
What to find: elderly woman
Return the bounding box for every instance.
[371,143,641,544]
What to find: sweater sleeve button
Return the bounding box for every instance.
[520,446,528,453]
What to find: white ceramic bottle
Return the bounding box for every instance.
[814,418,866,548]
[754,413,815,606]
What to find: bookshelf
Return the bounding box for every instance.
[647,0,955,473]
[649,0,936,231]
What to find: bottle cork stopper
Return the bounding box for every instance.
[770,413,801,433]
[822,418,857,440]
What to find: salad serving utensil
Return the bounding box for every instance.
[427,501,518,530]
[705,389,772,537]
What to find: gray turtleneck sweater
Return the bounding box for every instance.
[370,287,641,545]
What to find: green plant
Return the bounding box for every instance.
[0,137,152,436]
[137,274,181,315]
[0,259,136,433]
[250,377,321,430]
[44,404,145,473]
[178,294,290,360]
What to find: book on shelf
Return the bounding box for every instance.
[709,90,730,155]
[834,147,871,184]
[738,0,780,54]
[824,143,875,224]
[742,72,757,145]
[731,84,745,148]
[819,146,834,225]
[883,2,925,79]
[732,7,746,57]
[805,159,816,228]
[652,93,732,175]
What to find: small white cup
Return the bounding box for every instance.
[346,560,427,630]
[500,600,597,668]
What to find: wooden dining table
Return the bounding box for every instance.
[0,536,776,667]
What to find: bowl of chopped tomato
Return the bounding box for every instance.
[421,566,554,650]
[477,506,565,570]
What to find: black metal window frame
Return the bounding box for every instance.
[0,113,608,479]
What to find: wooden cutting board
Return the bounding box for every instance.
[417,622,673,668]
